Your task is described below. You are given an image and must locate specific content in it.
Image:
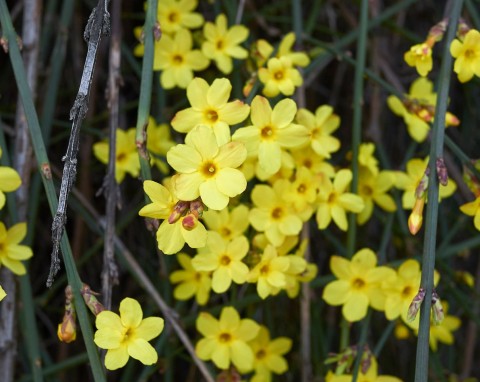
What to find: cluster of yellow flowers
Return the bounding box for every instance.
[0,147,32,301]
[85,1,479,378]
[323,249,460,351]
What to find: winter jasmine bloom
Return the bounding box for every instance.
[249,325,292,382]
[0,222,33,275]
[233,96,309,176]
[157,0,204,35]
[170,253,211,305]
[202,14,249,74]
[145,117,175,173]
[326,356,402,382]
[387,78,459,142]
[427,302,461,351]
[94,297,164,370]
[290,146,335,178]
[191,232,250,293]
[258,57,303,97]
[93,128,140,183]
[248,245,290,299]
[404,42,433,77]
[167,125,247,210]
[153,28,209,89]
[139,179,208,254]
[357,169,396,225]
[249,180,303,247]
[283,167,320,221]
[202,204,250,241]
[0,148,21,210]
[322,249,395,322]
[171,77,250,145]
[450,29,480,83]
[195,306,260,371]
[296,105,341,159]
[394,157,456,209]
[316,169,364,231]
[358,143,379,176]
[460,195,480,231]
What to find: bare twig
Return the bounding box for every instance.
[48,0,110,287]
[101,0,121,311]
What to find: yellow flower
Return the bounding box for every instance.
[202,204,250,240]
[0,222,33,275]
[94,297,164,370]
[322,249,395,322]
[316,169,365,231]
[146,117,175,174]
[170,253,211,305]
[283,167,320,221]
[358,143,379,176]
[357,169,396,225]
[191,232,249,293]
[0,148,21,210]
[249,325,292,382]
[153,28,209,89]
[450,29,480,83]
[249,180,303,247]
[383,259,439,326]
[404,42,433,77]
[296,105,341,159]
[326,356,402,382]
[196,306,260,371]
[157,0,204,35]
[387,78,459,142]
[248,245,290,299]
[277,32,310,67]
[167,125,247,210]
[171,77,250,145]
[460,195,480,231]
[258,57,303,98]
[394,157,456,209]
[290,146,335,178]
[202,14,249,74]
[93,128,140,183]
[284,240,318,298]
[139,179,207,254]
[233,95,309,176]
[0,285,6,301]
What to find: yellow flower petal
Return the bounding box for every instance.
[128,338,158,365]
[104,347,129,370]
[120,298,143,328]
[135,317,164,341]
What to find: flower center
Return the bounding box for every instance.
[121,328,134,344]
[303,159,312,168]
[402,285,413,298]
[361,185,373,196]
[274,70,284,80]
[220,255,231,266]
[205,109,219,123]
[219,332,232,343]
[200,161,218,177]
[352,278,365,290]
[117,152,127,162]
[168,11,179,23]
[172,54,184,65]
[327,192,337,204]
[216,39,225,51]
[297,184,306,193]
[271,207,283,220]
[261,126,274,139]
[256,349,267,360]
[260,265,270,275]
[465,49,475,59]
[220,227,232,237]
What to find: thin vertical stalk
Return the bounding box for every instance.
[347,0,368,258]
[0,2,106,380]
[351,310,371,382]
[135,0,158,183]
[414,2,464,381]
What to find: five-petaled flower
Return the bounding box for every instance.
[258,57,303,98]
[94,297,164,370]
[195,306,260,371]
[167,125,248,210]
[322,248,395,322]
[0,222,33,275]
[157,0,204,35]
[450,29,480,83]
[404,42,433,77]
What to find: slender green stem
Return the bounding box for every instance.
[373,320,396,357]
[347,0,368,257]
[352,310,371,382]
[414,3,464,381]
[0,2,105,380]
[135,0,158,183]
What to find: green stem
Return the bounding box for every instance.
[135,0,158,183]
[414,3,464,382]
[352,310,371,382]
[347,0,368,257]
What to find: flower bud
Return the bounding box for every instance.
[436,157,448,186]
[168,201,189,224]
[182,214,198,231]
[189,199,205,219]
[408,197,425,235]
[57,312,76,343]
[407,287,426,322]
[81,284,105,316]
[431,290,444,325]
